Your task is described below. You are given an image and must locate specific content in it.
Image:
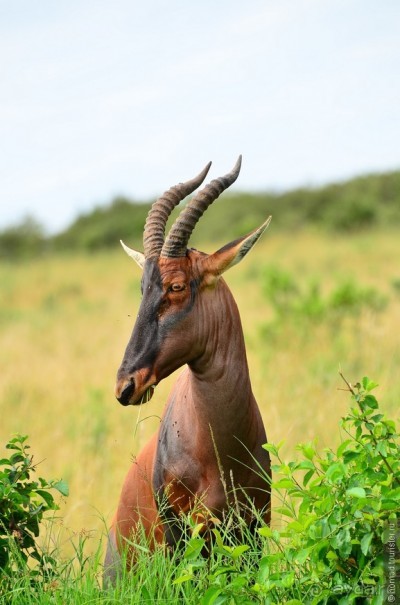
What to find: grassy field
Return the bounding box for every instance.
[1,227,399,563]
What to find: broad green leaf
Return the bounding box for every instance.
[263,440,285,456]
[9,453,25,465]
[346,487,366,498]
[362,377,379,391]
[381,499,398,510]
[376,440,388,457]
[387,487,400,500]
[183,537,205,560]
[210,566,236,578]
[296,460,315,470]
[262,443,278,455]
[381,526,391,544]
[199,587,222,605]
[274,506,295,518]
[373,423,384,438]
[53,480,69,497]
[287,520,304,533]
[303,444,316,460]
[172,572,194,585]
[379,474,393,487]
[258,526,281,542]
[360,532,373,555]
[258,526,273,538]
[281,571,295,587]
[230,544,250,560]
[191,523,204,538]
[211,528,224,550]
[326,462,345,482]
[294,548,311,564]
[336,439,353,457]
[342,450,360,464]
[304,469,315,486]
[36,489,55,508]
[363,394,378,409]
[272,478,294,489]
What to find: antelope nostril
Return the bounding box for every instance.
[116,380,135,406]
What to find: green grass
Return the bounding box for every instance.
[2,378,398,603]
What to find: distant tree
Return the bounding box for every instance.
[1,170,400,259]
[0,216,47,260]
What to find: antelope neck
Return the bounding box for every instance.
[188,279,255,433]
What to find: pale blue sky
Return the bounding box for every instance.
[1,0,399,233]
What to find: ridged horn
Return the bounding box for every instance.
[143,162,212,259]
[161,155,242,258]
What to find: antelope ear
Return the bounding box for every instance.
[203,216,271,278]
[120,240,145,269]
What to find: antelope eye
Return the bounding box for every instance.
[170,283,186,293]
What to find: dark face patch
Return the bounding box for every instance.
[116,258,199,392]
[117,260,163,381]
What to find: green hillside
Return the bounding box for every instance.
[1,169,400,259]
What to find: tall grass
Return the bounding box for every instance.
[2,377,398,603]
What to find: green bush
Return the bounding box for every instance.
[330,281,386,313]
[52,197,149,252]
[0,435,68,593]
[0,217,47,260]
[257,375,399,603]
[169,376,399,604]
[262,266,387,327]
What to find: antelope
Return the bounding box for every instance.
[104,156,271,582]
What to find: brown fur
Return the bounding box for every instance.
[104,215,272,583]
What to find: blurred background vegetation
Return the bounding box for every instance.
[1,167,400,561]
[1,168,400,260]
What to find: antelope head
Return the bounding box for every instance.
[115,156,271,406]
